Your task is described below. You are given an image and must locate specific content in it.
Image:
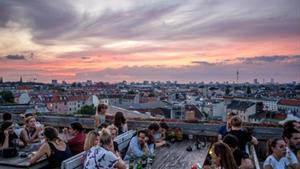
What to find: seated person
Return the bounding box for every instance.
[148,122,166,149]
[0,121,24,150]
[113,111,128,135]
[20,116,42,145]
[84,129,126,169]
[159,121,169,141]
[223,134,254,168]
[108,125,120,156]
[63,122,86,155]
[29,126,72,168]
[225,116,258,152]
[263,138,287,169]
[84,130,100,151]
[125,129,150,160]
[2,112,22,136]
[2,112,14,124]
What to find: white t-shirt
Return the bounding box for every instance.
[284,147,298,165]
[263,155,286,169]
[84,146,119,169]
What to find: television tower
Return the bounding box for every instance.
[236,69,239,84]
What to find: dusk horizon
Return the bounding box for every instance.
[1,0,300,83]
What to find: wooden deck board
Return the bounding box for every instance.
[152,140,210,169]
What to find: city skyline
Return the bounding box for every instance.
[0,0,300,83]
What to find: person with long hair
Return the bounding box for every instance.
[20,116,42,145]
[84,129,126,169]
[263,138,287,169]
[84,130,100,151]
[211,142,238,169]
[95,104,108,127]
[107,125,120,156]
[113,112,128,135]
[29,126,72,168]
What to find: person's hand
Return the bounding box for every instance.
[18,140,25,147]
[63,128,68,134]
[4,129,9,137]
[36,126,43,132]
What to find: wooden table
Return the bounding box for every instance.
[151,140,210,169]
[0,143,49,169]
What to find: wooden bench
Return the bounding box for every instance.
[115,130,136,153]
[60,130,136,169]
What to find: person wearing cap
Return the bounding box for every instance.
[0,121,24,150]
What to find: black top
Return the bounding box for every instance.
[113,141,119,153]
[233,148,249,166]
[0,132,18,147]
[47,142,73,168]
[226,130,252,151]
[25,128,37,139]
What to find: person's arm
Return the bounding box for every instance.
[287,150,300,169]
[217,126,225,141]
[95,110,100,127]
[288,164,300,169]
[241,158,254,169]
[263,165,273,169]
[250,136,258,145]
[114,159,126,169]
[0,131,9,150]
[17,139,25,147]
[217,134,223,142]
[155,140,166,148]
[142,143,149,156]
[123,123,128,132]
[130,138,146,157]
[20,129,30,145]
[29,143,50,164]
[30,127,42,142]
[62,128,74,142]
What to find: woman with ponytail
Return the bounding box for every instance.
[263,138,287,169]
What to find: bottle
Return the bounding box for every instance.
[129,158,134,169]
[141,155,147,168]
[136,159,143,169]
[191,163,202,169]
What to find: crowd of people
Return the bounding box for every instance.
[0,104,169,169]
[208,112,300,169]
[1,104,300,169]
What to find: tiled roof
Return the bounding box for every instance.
[278,99,300,106]
[227,100,255,111]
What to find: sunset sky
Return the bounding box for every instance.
[0,0,299,83]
